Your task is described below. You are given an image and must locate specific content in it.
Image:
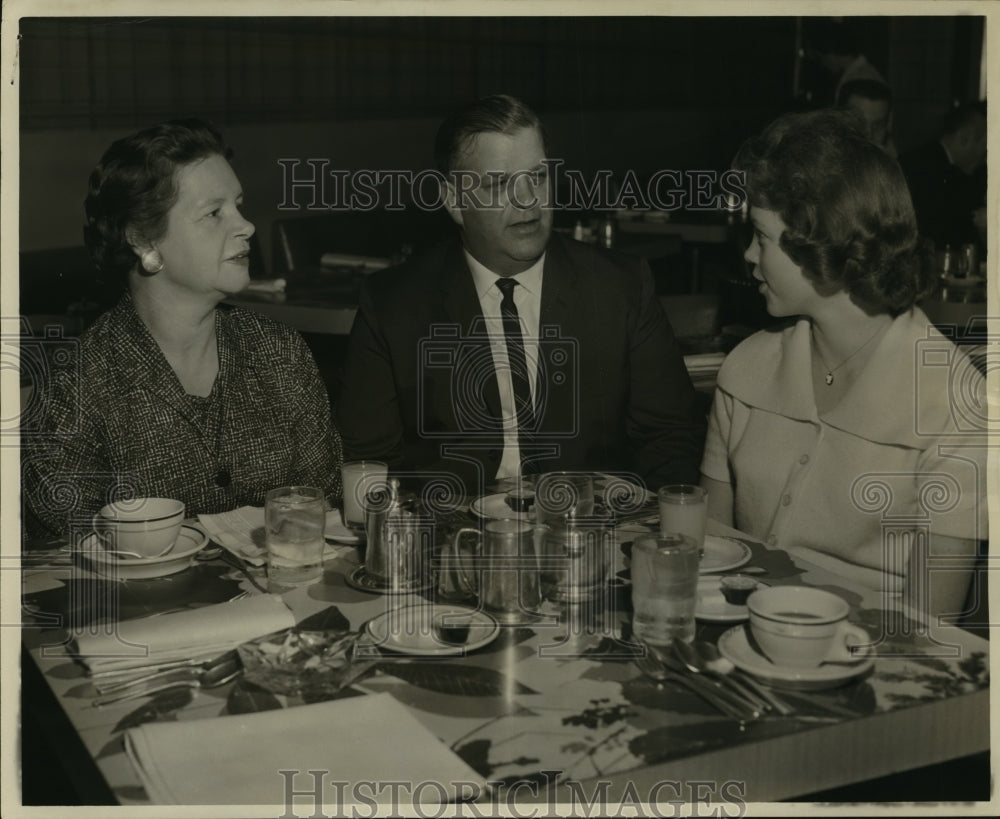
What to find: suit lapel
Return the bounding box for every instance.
[112,294,219,432]
[536,236,580,435]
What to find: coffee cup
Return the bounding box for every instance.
[94,498,185,558]
[747,586,869,669]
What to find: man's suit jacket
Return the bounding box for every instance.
[335,232,705,494]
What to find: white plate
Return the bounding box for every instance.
[365,604,500,656]
[470,493,534,521]
[717,625,875,691]
[696,576,768,622]
[700,535,752,574]
[81,524,209,580]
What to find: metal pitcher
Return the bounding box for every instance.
[539,515,616,602]
[450,518,544,623]
[364,479,432,592]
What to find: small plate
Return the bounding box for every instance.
[81,524,208,580]
[325,511,361,544]
[470,493,534,521]
[700,535,752,574]
[717,625,874,691]
[696,576,768,622]
[345,565,434,595]
[365,604,500,656]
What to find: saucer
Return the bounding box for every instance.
[471,493,535,522]
[81,524,209,580]
[366,604,500,656]
[695,576,768,622]
[717,625,875,691]
[345,565,434,595]
[700,535,752,573]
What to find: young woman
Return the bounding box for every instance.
[701,109,987,618]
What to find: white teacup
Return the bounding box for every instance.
[94,498,185,558]
[747,586,869,669]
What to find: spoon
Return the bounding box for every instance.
[671,639,765,717]
[690,638,796,716]
[102,542,177,560]
[93,655,242,707]
[634,647,756,723]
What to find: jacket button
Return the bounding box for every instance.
[799,454,810,465]
[781,494,792,507]
[767,534,777,546]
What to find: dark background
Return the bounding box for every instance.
[18,15,985,267]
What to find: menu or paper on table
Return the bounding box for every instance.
[125,692,488,805]
[198,506,357,567]
[73,595,295,676]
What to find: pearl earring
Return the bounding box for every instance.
[141,252,163,274]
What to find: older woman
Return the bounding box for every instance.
[701,109,987,618]
[24,119,342,535]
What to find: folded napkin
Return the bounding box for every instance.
[74,595,294,675]
[198,507,358,567]
[125,692,487,805]
[319,252,391,271]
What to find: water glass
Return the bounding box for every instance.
[341,460,388,528]
[265,486,326,588]
[658,484,708,554]
[631,533,700,645]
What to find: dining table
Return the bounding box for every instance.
[19,478,990,811]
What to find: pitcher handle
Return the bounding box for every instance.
[450,527,482,596]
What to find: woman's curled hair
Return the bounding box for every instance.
[734,108,933,314]
[83,118,231,290]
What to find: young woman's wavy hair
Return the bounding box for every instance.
[83,118,231,292]
[734,108,932,315]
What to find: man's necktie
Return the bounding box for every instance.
[495,278,535,468]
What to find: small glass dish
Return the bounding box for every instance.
[505,488,536,514]
[719,574,759,606]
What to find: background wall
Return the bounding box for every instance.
[16,15,984,274]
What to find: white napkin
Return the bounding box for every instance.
[125,693,487,805]
[198,506,358,567]
[319,252,391,271]
[74,595,295,675]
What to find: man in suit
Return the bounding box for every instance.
[336,94,705,494]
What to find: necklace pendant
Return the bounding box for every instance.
[825,372,834,386]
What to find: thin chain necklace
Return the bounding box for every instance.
[813,320,890,386]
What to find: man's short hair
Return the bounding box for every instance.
[837,78,893,109]
[433,94,546,174]
[942,100,987,137]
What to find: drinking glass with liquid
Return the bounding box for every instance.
[658,484,708,555]
[631,533,700,645]
[265,486,326,588]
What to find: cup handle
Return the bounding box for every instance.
[450,528,481,595]
[825,624,870,664]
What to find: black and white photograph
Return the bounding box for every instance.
[1,1,994,815]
